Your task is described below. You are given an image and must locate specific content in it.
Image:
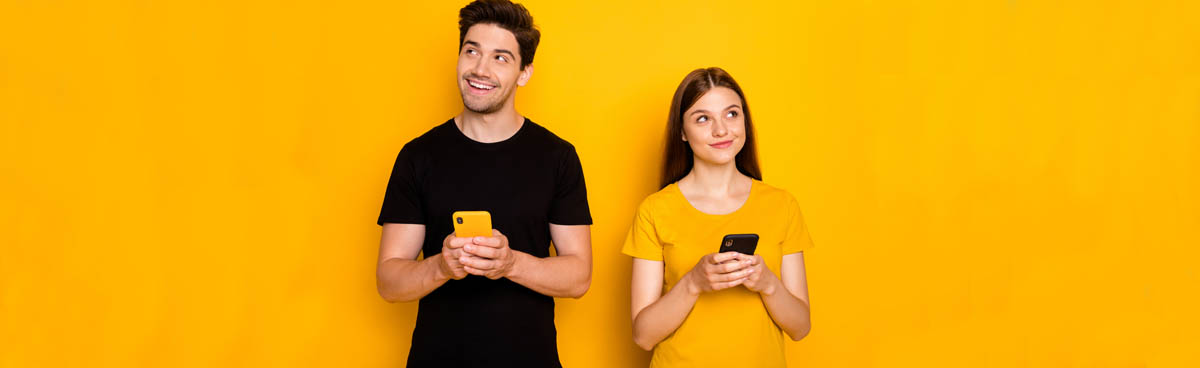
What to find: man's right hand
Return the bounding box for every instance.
[438,233,471,280]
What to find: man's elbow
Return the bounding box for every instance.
[377,282,417,303]
[565,277,591,299]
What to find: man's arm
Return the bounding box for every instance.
[376,223,470,302]
[459,224,592,298]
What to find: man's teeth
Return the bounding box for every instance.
[469,81,495,90]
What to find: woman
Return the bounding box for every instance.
[624,67,815,368]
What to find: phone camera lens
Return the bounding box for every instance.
[456,217,463,224]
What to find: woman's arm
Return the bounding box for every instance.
[741,252,812,340]
[631,253,752,350]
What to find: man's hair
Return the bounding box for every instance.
[458,0,540,69]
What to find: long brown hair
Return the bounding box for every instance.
[661,67,762,188]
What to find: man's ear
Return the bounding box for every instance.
[517,64,533,87]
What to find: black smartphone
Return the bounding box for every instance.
[720,234,759,255]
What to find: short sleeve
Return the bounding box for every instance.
[377,143,425,225]
[547,145,593,225]
[621,200,663,261]
[780,195,815,254]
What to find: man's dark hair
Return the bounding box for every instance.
[458,0,540,69]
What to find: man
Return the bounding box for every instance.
[375,1,592,367]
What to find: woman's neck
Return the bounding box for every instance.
[679,158,752,198]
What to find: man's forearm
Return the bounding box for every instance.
[505,251,590,298]
[377,254,451,302]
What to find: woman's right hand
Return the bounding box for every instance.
[684,252,754,295]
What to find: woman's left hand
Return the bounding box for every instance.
[738,254,780,295]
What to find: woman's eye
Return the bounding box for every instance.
[467,49,477,55]
[697,116,708,123]
[727,111,739,118]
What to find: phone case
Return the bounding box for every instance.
[452,211,492,238]
[720,233,759,255]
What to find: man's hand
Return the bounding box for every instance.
[459,229,517,280]
[438,233,471,280]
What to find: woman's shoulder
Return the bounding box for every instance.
[635,184,681,213]
[752,180,800,205]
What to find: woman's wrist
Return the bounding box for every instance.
[682,269,703,296]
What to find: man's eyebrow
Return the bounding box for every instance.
[462,40,516,59]
[493,49,516,58]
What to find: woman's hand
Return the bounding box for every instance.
[738,254,781,295]
[684,252,754,295]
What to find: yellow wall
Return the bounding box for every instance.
[3,1,1198,366]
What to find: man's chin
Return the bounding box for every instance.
[461,96,504,114]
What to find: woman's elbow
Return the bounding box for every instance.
[786,324,812,341]
[633,335,657,351]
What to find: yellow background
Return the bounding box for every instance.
[2,1,1198,366]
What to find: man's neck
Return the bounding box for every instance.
[455,108,524,144]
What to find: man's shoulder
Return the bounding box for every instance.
[402,119,457,152]
[522,119,577,154]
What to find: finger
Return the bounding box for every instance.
[460,255,497,270]
[711,277,746,290]
[717,260,751,274]
[712,252,741,264]
[473,235,504,248]
[464,266,486,275]
[463,244,501,259]
[710,268,752,282]
[448,236,471,248]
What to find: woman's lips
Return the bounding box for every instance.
[709,140,733,149]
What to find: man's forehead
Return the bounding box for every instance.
[462,23,519,49]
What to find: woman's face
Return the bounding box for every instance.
[682,87,746,166]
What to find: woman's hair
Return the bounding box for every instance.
[661,67,762,188]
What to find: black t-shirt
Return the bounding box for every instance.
[377,118,592,368]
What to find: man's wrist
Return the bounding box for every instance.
[429,253,451,282]
[504,249,528,280]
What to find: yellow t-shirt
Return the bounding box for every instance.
[622,180,814,368]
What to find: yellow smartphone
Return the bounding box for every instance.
[451,211,492,238]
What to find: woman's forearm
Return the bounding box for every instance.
[633,275,700,350]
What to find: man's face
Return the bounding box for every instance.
[456,23,531,114]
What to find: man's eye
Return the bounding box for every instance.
[496,55,508,62]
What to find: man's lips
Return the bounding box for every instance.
[709,140,733,149]
[466,78,497,95]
